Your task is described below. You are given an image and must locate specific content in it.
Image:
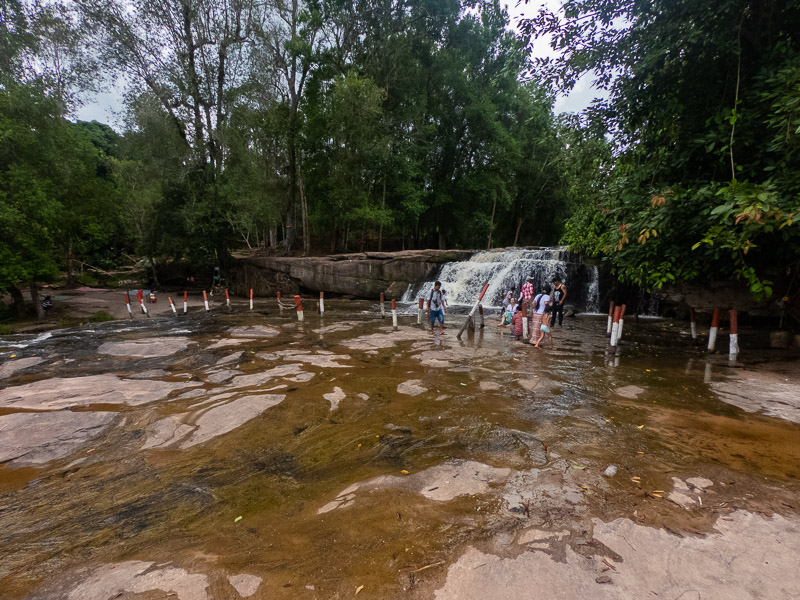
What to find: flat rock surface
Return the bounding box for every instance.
[435,511,800,599]
[397,379,427,396]
[0,410,116,465]
[97,337,194,357]
[711,374,800,424]
[0,375,186,410]
[66,561,209,600]
[0,356,45,378]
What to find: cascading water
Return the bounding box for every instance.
[401,247,599,311]
[584,265,601,314]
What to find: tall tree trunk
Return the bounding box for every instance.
[29,282,44,320]
[487,197,497,249]
[299,165,310,255]
[9,285,26,318]
[513,216,524,247]
[269,226,277,248]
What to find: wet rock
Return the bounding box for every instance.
[0,356,44,378]
[711,375,800,424]
[65,561,209,600]
[206,338,256,349]
[313,322,357,334]
[479,381,501,391]
[434,511,800,600]
[0,410,116,466]
[613,385,645,399]
[128,368,170,379]
[397,379,427,396]
[143,394,285,450]
[98,337,195,357]
[0,374,186,410]
[324,387,346,411]
[231,363,307,387]
[319,460,511,514]
[276,350,351,368]
[343,326,424,351]
[603,465,618,477]
[686,477,713,490]
[207,369,241,383]
[228,325,279,338]
[228,573,262,597]
[216,351,244,366]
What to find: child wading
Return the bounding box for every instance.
[533,305,554,349]
[428,281,446,335]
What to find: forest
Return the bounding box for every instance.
[1,0,799,315]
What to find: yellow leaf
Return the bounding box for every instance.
[637,425,645,429]
[653,490,665,493]
[572,465,586,470]
[401,469,409,475]
[355,585,364,595]
[652,493,663,498]
[234,516,242,523]
[10,354,16,358]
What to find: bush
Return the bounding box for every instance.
[0,323,15,335]
[89,311,115,323]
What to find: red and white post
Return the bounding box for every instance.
[607,301,616,335]
[418,298,424,325]
[391,299,398,330]
[295,295,304,321]
[617,304,627,339]
[124,293,133,320]
[249,289,254,311]
[689,307,697,340]
[522,301,529,339]
[319,291,325,316]
[277,291,283,313]
[203,290,210,312]
[380,293,386,319]
[729,309,739,360]
[168,296,177,315]
[610,305,622,347]
[183,291,188,314]
[457,282,491,339]
[137,290,149,317]
[707,307,720,352]
[225,289,231,310]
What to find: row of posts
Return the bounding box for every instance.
[605,300,739,360]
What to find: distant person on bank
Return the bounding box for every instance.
[552,278,567,326]
[428,281,446,335]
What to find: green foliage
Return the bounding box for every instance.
[88,310,115,323]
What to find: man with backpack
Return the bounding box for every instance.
[428,281,446,335]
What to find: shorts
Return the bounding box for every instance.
[430,309,444,325]
[540,324,551,334]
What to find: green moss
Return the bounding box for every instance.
[89,310,116,323]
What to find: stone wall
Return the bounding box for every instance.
[231,250,476,299]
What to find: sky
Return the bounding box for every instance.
[75,0,603,126]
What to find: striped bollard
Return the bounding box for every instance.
[124,293,133,320]
[183,291,188,314]
[417,298,424,325]
[690,307,697,340]
[707,307,720,352]
[522,302,529,339]
[203,290,210,312]
[610,305,622,347]
[618,304,627,339]
[607,301,615,335]
[249,289,253,311]
[225,289,231,310]
[380,293,386,319]
[168,296,177,315]
[137,290,149,317]
[479,303,485,328]
[277,291,283,313]
[319,291,325,316]
[391,299,398,330]
[729,309,739,360]
[295,295,304,321]
[457,282,491,339]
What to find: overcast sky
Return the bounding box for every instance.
[75,0,603,126]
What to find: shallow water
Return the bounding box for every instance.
[0,302,799,598]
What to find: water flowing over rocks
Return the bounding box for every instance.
[65,561,209,600]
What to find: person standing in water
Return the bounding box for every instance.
[428,281,446,335]
[529,285,551,344]
[533,304,554,348]
[551,278,567,326]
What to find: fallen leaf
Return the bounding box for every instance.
[10,354,16,358]
[357,443,362,447]
[652,493,663,498]
[401,469,409,475]
[355,585,364,595]
[602,558,617,571]
[653,490,665,493]
[572,465,586,470]
[645,369,651,372]
[460,383,467,386]
[637,425,644,429]
[234,516,243,523]
[604,419,610,423]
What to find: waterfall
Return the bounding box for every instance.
[584,266,601,313]
[401,247,596,310]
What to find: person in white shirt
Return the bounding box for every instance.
[529,285,551,345]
